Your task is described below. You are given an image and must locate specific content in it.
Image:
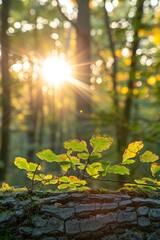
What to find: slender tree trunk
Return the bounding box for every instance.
[0,0,11,181]
[119,0,145,153]
[76,0,92,140]
[103,1,123,157]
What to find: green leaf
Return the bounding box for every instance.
[86,162,102,178]
[151,163,160,177]
[90,152,102,160]
[70,156,80,165]
[101,161,111,170]
[78,186,90,191]
[27,172,42,181]
[59,161,71,171]
[140,151,159,163]
[106,165,130,175]
[90,135,113,153]
[77,153,89,160]
[42,179,57,185]
[64,139,88,152]
[59,176,69,183]
[58,183,69,190]
[77,163,85,170]
[39,174,53,180]
[122,141,144,161]
[135,178,160,186]
[122,159,135,165]
[36,149,60,162]
[28,162,41,171]
[14,157,29,171]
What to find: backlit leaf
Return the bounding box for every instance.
[64,139,88,152]
[28,162,41,171]
[140,151,159,163]
[151,163,160,176]
[90,152,102,160]
[36,149,60,162]
[42,179,57,185]
[70,156,80,165]
[122,141,144,161]
[27,172,42,181]
[2,182,10,189]
[122,159,135,165]
[59,176,69,183]
[77,153,89,160]
[106,165,130,175]
[135,178,160,186]
[14,157,29,171]
[90,135,113,153]
[59,161,71,171]
[78,186,90,191]
[86,162,102,178]
[58,183,69,190]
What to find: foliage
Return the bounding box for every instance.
[12,134,160,193]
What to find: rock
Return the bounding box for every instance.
[138,217,151,228]
[32,216,47,227]
[41,238,57,240]
[149,208,160,219]
[101,202,118,210]
[41,205,75,220]
[15,209,25,217]
[1,197,17,206]
[119,200,132,207]
[147,233,160,240]
[117,211,137,223]
[19,199,32,206]
[119,232,144,240]
[0,212,14,223]
[80,217,104,233]
[32,217,64,237]
[102,235,118,240]
[96,212,117,224]
[137,206,149,216]
[19,227,33,235]
[65,219,80,234]
[75,203,101,213]
[132,198,160,205]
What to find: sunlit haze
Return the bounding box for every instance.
[42,57,72,87]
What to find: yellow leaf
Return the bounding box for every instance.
[123,141,144,161]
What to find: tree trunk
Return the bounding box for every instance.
[76,0,92,140]
[1,192,160,239]
[119,0,145,152]
[0,0,11,181]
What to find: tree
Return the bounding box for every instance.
[76,0,92,139]
[0,0,11,181]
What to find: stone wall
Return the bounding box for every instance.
[1,191,160,239]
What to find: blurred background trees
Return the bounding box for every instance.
[0,0,160,186]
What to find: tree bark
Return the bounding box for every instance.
[0,0,11,181]
[1,192,160,239]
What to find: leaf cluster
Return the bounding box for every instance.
[12,135,160,193]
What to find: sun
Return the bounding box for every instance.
[42,56,72,87]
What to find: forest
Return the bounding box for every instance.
[0,0,160,189]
